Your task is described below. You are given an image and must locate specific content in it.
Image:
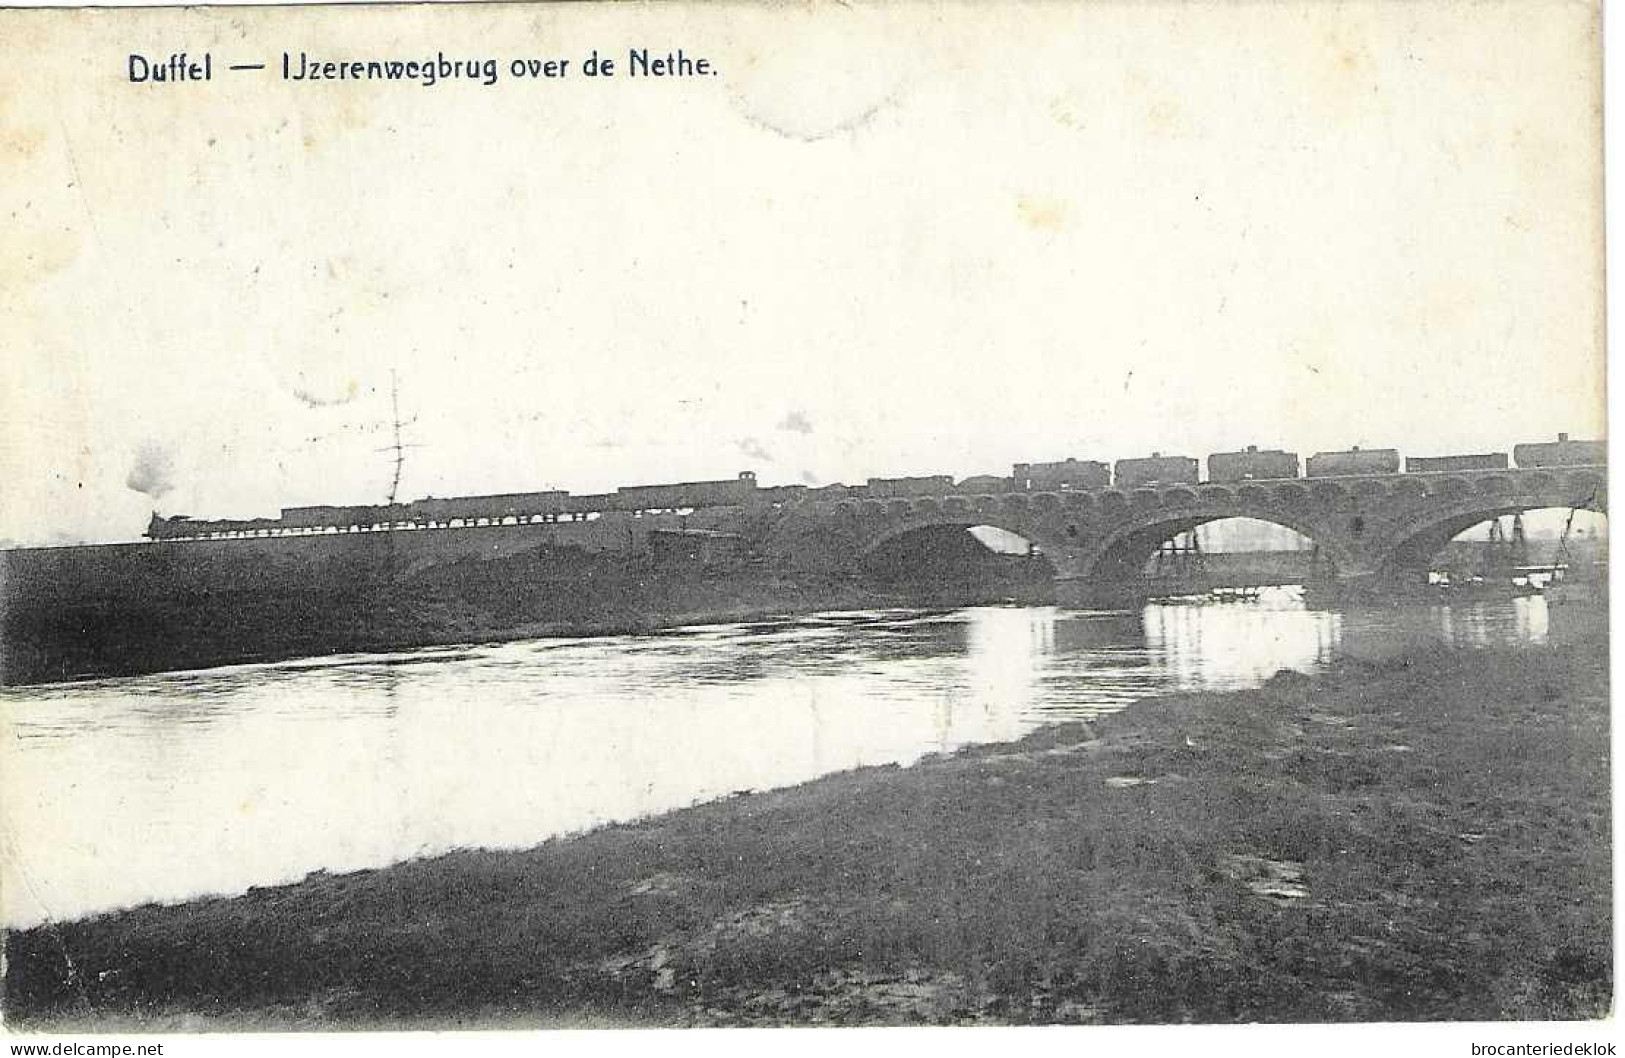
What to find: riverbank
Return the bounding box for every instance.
[1,535,1049,685]
[3,636,1610,1027]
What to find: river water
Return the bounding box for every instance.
[1,590,1553,928]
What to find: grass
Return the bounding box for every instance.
[2,637,1610,1027]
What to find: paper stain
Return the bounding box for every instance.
[1143,97,1188,137]
[1327,26,1373,77]
[725,20,912,145]
[2,122,47,162]
[1049,96,1081,130]
[6,230,80,290]
[293,378,361,408]
[1016,196,1067,233]
[733,88,900,144]
[3,122,87,288]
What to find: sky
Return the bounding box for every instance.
[2,1,1606,546]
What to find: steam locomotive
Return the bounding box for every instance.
[144,434,1603,540]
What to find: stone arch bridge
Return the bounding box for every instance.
[761,466,1607,603]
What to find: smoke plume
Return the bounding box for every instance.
[737,437,774,462]
[125,443,176,504]
[777,410,814,435]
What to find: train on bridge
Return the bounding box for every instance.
[144,434,1604,541]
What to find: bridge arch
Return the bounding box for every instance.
[1072,506,1357,584]
[857,513,1066,561]
[765,465,1607,596]
[852,517,1062,598]
[1377,472,1607,575]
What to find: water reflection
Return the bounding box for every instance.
[0,592,1553,928]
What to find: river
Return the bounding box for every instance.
[0,590,1554,928]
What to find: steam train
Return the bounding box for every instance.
[146,473,765,540]
[144,434,1603,541]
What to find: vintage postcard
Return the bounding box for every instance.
[0,0,1610,1040]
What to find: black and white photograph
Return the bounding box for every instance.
[0,0,1612,1043]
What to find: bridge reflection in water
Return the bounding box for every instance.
[0,593,1557,930]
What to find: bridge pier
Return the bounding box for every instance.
[1305,568,1388,601]
[1053,576,1148,609]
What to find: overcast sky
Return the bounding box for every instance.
[2,1,1604,546]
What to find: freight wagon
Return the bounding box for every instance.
[1403,453,1508,473]
[613,471,758,511]
[1305,447,1401,477]
[420,492,570,521]
[146,514,286,539]
[757,484,811,505]
[956,474,1016,494]
[1207,445,1301,482]
[563,493,616,513]
[1114,453,1199,488]
[1513,433,1606,468]
[1012,458,1111,491]
[865,475,955,498]
[280,505,348,529]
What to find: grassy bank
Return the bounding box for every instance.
[3,639,1610,1027]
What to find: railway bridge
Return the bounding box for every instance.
[762,465,1607,603]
